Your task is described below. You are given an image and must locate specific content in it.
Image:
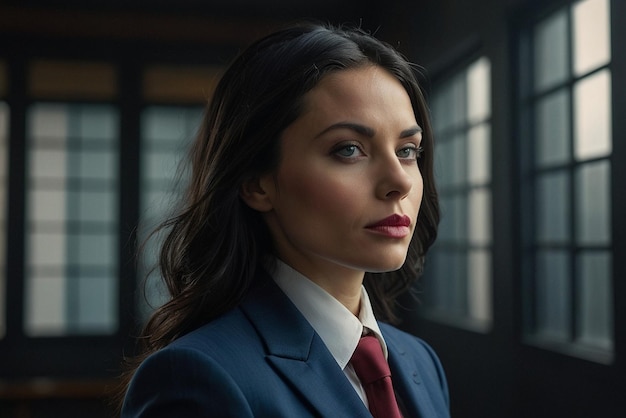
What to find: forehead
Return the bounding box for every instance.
[298,66,416,123]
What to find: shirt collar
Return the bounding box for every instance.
[270,259,388,370]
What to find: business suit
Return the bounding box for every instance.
[122,277,450,417]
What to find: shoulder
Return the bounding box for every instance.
[380,322,443,366]
[122,309,265,417]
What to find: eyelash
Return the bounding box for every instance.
[331,143,423,161]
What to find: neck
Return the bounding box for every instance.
[306,267,364,316]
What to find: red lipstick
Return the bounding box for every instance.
[365,214,411,238]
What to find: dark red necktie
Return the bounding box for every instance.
[350,334,402,418]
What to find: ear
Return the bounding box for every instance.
[240,175,275,212]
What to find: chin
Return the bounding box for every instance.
[363,258,407,273]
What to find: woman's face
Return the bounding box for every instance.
[258,65,423,286]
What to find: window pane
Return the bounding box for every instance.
[74,232,116,266]
[467,123,490,185]
[0,102,8,339]
[577,252,612,350]
[573,0,611,76]
[431,251,467,315]
[536,172,570,243]
[25,276,67,336]
[574,70,612,160]
[450,132,468,187]
[534,10,569,92]
[75,275,117,333]
[576,161,611,245]
[25,103,119,336]
[468,187,491,246]
[467,57,491,123]
[440,194,468,242]
[535,89,570,167]
[535,250,571,340]
[437,74,467,131]
[468,249,491,322]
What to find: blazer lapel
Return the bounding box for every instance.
[386,335,447,418]
[240,278,371,418]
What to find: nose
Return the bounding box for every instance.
[374,154,415,200]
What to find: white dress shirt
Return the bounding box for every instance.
[270,259,388,407]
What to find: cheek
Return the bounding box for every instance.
[278,166,362,215]
[409,169,424,210]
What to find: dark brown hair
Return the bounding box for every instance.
[121,22,439,399]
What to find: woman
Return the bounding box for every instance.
[121,23,449,417]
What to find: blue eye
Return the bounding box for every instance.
[397,146,423,160]
[333,144,364,159]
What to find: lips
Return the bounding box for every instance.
[365,214,411,238]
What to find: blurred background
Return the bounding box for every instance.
[0,0,624,416]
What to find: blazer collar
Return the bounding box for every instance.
[240,276,371,417]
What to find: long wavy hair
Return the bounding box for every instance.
[121,22,439,397]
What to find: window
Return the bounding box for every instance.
[423,56,492,331]
[519,0,613,361]
[24,103,119,336]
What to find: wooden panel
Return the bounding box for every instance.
[143,65,222,104]
[29,60,116,100]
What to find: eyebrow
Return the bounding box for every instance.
[315,122,423,139]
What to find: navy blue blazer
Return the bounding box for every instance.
[122,278,450,417]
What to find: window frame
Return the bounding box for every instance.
[516,0,616,364]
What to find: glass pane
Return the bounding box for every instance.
[535,89,570,167]
[29,189,66,222]
[450,132,468,187]
[76,190,116,223]
[431,251,467,314]
[535,250,571,340]
[466,57,491,123]
[534,10,569,92]
[574,70,612,160]
[577,251,613,350]
[467,123,490,185]
[141,106,201,143]
[573,0,611,76]
[0,102,8,339]
[576,161,611,244]
[536,171,570,243]
[78,150,116,180]
[25,103,119,336]
[144,150,182,183]
[467,249,491,322]
[29,104,68,139]
[30,148,67,179]
[431,88,446,134]
[76,276,117,334]
[440,194,468,242]
[25,276,67,336]
[468,187,491,245]
[78,106,118,141]
[27,231,66,266]
[75,232,115,266]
